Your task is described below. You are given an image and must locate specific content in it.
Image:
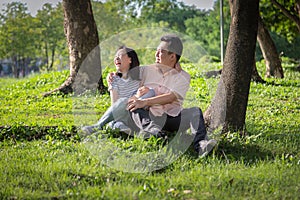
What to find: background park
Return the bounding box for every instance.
[0,0,299,199]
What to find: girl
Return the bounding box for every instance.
[82,46,154,134]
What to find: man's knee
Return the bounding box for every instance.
[184,107,203,117]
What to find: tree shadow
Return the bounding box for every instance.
[213,140,274,164]
[261,80,299,87]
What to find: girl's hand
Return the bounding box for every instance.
[136,86,150,98]
[106,72,116,85]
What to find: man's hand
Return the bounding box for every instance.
[175,62,182,72]
[127,98,147,112]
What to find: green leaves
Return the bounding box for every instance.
[0,2,67,73]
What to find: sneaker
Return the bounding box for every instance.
[81,125,101,135]
[113,121,132,135]
[197,139,217,158]
[137,128,167,139]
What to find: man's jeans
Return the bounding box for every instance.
[129,107,207,150]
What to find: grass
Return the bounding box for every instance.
[0,60,299,199]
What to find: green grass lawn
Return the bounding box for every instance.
[0,61,299,199]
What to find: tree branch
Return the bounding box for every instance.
[271,0,300,32]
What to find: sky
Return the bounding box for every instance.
[0,0,215,16]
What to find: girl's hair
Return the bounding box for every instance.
[117,46,140,69]
[117,46,140,80]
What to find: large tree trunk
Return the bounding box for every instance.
[257,15,284,78]
[204,0,259,134]
[43,0,105,97]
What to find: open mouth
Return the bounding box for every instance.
[115,61,121,66]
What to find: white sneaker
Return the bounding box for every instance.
[197,139,217,157]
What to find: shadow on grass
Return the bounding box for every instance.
[214,140,274,164]
[1,125,298,169]
[0,125,78,141]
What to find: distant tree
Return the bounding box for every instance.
[185,0,231,59]
[43,0,105,96]
[36,3,65,71]
[204,0,259,133]
[138,0,201,32]
[0,2,38,78]
[91,1,133,41]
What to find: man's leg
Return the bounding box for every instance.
[130,108,168,138]
[180,107,207,143]
[180,107,216,155]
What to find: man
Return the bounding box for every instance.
[126,34,216,156]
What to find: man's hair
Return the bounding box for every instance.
[160,34,183,62]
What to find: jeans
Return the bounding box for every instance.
[129,107,207,150]
[94,89,156,129]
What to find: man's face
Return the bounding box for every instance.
[155,48,175,68]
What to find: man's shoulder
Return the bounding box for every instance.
[140,64,159,73]
[178,69,191,81]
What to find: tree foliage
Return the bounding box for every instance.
[36,3,65,71]
[261,0,299,42]
[0,0,299,77]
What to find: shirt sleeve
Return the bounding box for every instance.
[139,66,145,86]
[171,71,191,100]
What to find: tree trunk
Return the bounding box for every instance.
[49,46,55,71]
[252,57,266,83]
[204,0,259,134]
[257,15,284,78]
[43,0,105,97]
[297,0,300,20]
[45,42,49,71]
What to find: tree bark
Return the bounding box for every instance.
[43,0,105,97]
[257,15,284,78]
[204,0,259,134]
[251,57,266,83]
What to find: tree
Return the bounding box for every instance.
[270,0,300,34]
[91,1,133,41]
[138,0,201,33]
[260,0,300,43]
[36,3,65,71]
[257,15,284,78]
[257,0,300,78]
[43,0,105,97]
[204,0,259,133]
[0,2,38,78]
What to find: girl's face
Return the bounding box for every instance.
[114,49,131,73]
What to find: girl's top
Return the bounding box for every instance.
[110,75,140,98]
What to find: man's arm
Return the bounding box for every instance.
[127,92,176,112]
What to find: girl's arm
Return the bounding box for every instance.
[110,89,119,104]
